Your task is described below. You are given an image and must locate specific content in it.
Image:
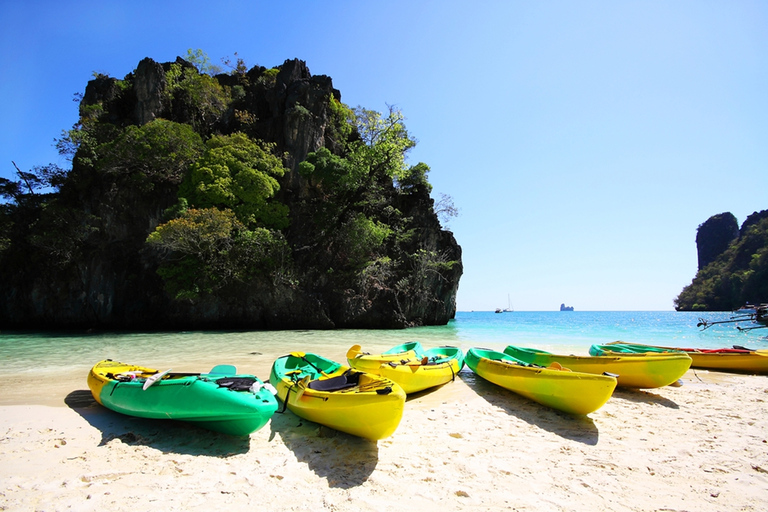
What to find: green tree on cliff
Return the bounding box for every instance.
[179,132,289,229]
[148,132,291,299]
[676,213,768,310]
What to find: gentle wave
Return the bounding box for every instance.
[0,311,763,378]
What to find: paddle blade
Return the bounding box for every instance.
[346,344,363,360]
[295,375,311,400]
[547,362,572,372]
[289,351,306,358]
[143,369,172,390]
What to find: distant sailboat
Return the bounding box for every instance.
[503,294,514,312]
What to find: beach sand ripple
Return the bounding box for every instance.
[1,369,767,511]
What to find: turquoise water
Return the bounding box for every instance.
[1,311,764,381]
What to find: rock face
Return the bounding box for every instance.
[675,209,768,311]
[696,212,739,270]
[0,57,462,330]
[133,57,166,126]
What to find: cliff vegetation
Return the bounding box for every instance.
[675,210,768,311]
[0,52,462,329]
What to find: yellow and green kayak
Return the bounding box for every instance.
[591,341,768,374]
[503,345,691,388]
[465,347,617,415]
[344,341,425,373]
[347,344,464,394]
[88,359,278,436]
[269,352,406,440]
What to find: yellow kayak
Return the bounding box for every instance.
[591,342,768,374]
[347,344,464,394]
[269,352,406,441]
[345,341,424,373]
[466,348,616,415]
[504,345,692,388]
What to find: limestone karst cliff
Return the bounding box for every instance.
[675,210,767,311]
[0,57,462,329]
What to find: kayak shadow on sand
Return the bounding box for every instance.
[64,389,251,456]
[457,370,600,445]
[269,407,378,489]
[611,387,680,409]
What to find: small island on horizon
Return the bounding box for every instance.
[560,303,574,311]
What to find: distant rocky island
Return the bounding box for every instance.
[559,303,574,311]
[0,55,462,330]
[675,210,767,311]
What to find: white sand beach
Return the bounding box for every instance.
[1,364,767,511]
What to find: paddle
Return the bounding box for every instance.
[142,368,172,390]
[346,344,363,360]
[547,362,572,372]
[289,351,331,377]
[295,376,311,400]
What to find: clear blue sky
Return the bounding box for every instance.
[2,1,766,311]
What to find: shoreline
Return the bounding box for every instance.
[1,368,767,511]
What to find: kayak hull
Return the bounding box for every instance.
[465,348,616,415]
[345,341,424,373]
[348,344,464,394]
[88,360,278,436]
[591,342,768,374]
[270,352,406,441]
[504,345,691,388]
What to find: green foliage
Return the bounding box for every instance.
[348,105,416,181]
[676,215,768,310]
[180,133,288,229]
[256,68,279,88]
[298,147,364,193]
[297,103,451,277]
[147,207,292,299]
[397,162,432,194]
[327,95,355,142]
[95,120,204,185]
[301,104,431,198]
[156,255,204,300]
[165,62,183,88]
[166,63,230,133]
[147,207,238,257]
[185,49,223,75]
[287,104,312,121]
[4,53,457,324]
[340,213,392,266]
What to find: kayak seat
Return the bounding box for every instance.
[216,377,257,391]
[307,370,361,392]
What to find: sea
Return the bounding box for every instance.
[1,310,765,390]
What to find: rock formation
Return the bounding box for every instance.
[695,212,738,270]
[0,57,462,330]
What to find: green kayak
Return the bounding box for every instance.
[88,359,279,436]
